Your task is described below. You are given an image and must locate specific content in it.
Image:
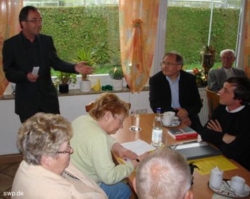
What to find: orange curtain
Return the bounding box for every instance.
[0,0,23,96]
[243,0,250,78]
[119,0,159,93]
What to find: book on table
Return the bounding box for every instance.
[168,126,198,140]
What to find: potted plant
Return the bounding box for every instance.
[74,48,95,92]
[55,72,77,93]
[192,68,206,87]
[109,67,124,91]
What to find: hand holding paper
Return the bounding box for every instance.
[31,66,39,75]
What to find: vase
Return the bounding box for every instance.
[112,79,123,91]
[80,80,91,92]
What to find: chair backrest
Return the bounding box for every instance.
[206,87,220,118]
[85,101,131,112]
[85,101,95,112]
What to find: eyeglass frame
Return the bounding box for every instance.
[161,61,181,67]
[113,114,125,126]
[220,56,235,60]
[25,18,43,23]
[57,145,73,154]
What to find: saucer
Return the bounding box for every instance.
[162,120,180,127]
[129,127,142,132]
[208,180,250,198]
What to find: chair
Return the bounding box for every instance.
[85,101,131,112]
[206,87,220,118]
[85,101,95,112]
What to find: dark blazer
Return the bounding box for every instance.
[3,32,76,118]
[149,70,203,132]
[208,67,246,92]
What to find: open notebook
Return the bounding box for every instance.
[172,142,221,160]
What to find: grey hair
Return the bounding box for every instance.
[163,51,184,66]
[17,113,73,165]
[220,49,236,57]
[136,147,192,199]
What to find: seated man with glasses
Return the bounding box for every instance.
[207,49,246,93]
[149,51,203,133]
[12,113,107,199]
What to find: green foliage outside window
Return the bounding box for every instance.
[39,6,239,74]
[166,7,239,67]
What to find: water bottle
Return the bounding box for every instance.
[151,107,163,147]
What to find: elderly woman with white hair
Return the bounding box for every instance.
[11,113,107,199]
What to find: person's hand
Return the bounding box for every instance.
[112,143,138,160]
[137,151,149,162]
[131,152,149,168]
[27,73,39,82]
[118,147,138,161]
[175,108,188,120]
[74,62,94,75]
[207,119,222,132]
[181,116,191,126]
[222,133,236,144]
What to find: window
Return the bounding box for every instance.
[165,0,242,70]
[23,0,242,74]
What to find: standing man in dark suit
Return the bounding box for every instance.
[149,51,203,133]
[208,49,246,93]
[2,6,93,123]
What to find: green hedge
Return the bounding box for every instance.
[39,6,239,69]
[166,7,239,66]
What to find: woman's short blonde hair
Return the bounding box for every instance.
[17,113,73,165]
[89,93,129,119]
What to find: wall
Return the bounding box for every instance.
[0,87,207,155]
[0,90,152,155]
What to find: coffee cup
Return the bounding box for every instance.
[162,111,175,126]
[230,176,245,194]
[209,167,223,189]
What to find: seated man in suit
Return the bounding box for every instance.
[134,147,193,199]
[149,51,203,133]
[208,49,246,93]
[201,76,250,171]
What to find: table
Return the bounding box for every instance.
[111,113,250,199]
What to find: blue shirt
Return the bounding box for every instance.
[166,74,180,108]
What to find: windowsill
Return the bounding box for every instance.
[0,86,150,100]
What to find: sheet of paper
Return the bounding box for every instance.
[188,155,238,175]
[121,139,155,156]
[31,66,39,75]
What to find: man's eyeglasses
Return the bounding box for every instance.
[57,145,73,154]
[25,19,43,23]
[161,61,180,67]
[221,56,234,60]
